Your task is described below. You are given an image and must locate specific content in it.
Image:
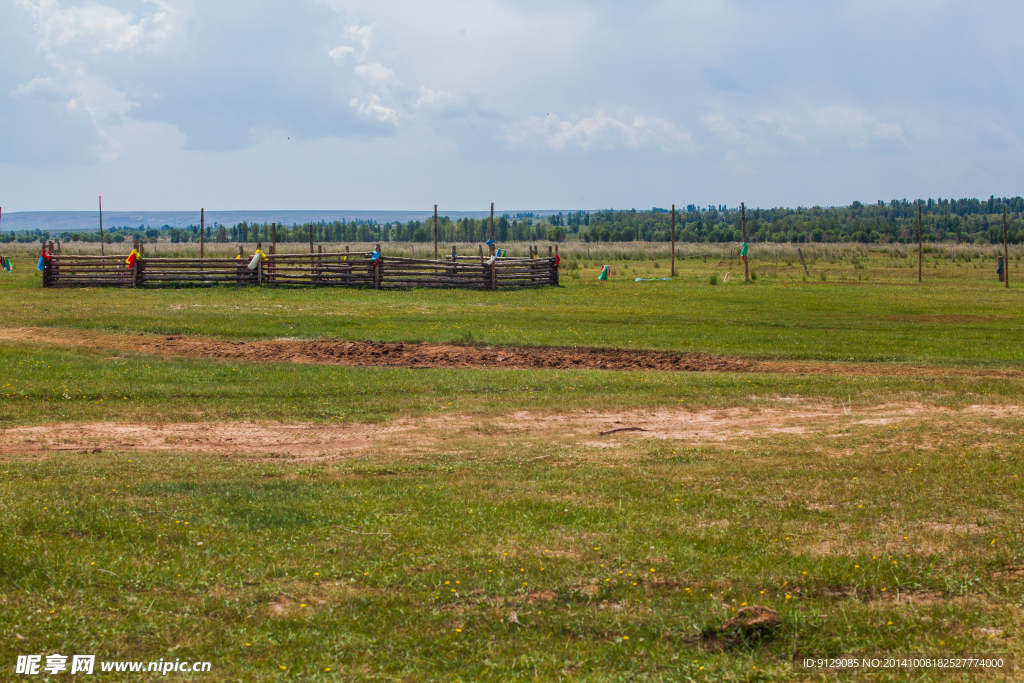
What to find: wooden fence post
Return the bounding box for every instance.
[433,205,439,260]
[921,205,929,286]
[1004,206,1010,288]
[798,248,810,276]
[98,196,104,256]
[490,202,495,255]
[374,243,381,290]
[200,208,205,260]
[742,202,749,282]
[671,204,675,277]
[270,223,277,282]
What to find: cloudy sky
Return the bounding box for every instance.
[1,0,1021,212]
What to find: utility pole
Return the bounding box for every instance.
[200,208,205,259]
[921,201,929,282]
[489,202,495,255]
[1004,205,1010,288]
[99,196,104,255]
[670,204,676,277]
[742,202,749,282]
[433,205,438,259]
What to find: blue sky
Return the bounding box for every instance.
[1,0,1021,212]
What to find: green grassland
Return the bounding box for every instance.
[2,369,1021,681]
[2,242,1023,367]
[1,243,1022,681]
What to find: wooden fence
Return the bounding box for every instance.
[42,246,559,290]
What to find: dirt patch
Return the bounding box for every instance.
[0,420,422,459]
[527,590,557,604]
[3,326,1022,377]
[2,402,1011,459]
[0,327,746,373]
[686,606,781,651]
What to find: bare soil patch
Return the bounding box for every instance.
[686,605,782,652]
[0,327,745,373]
[3,401,1007,459]
[4,326,1021,377]
[0,420,421,459]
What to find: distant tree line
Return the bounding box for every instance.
[580,197,1024,245]
[3,198,1022,245]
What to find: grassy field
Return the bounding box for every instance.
[2,242,1023,366]
[1,243,1022,681]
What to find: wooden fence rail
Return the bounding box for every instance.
[43,251,559,290]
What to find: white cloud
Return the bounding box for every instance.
[330,21,401,122]
[506,109,690,152]
[328,45,353,64]
[811,105,910,149]
[343,22,373,61]
[354,62,394,84]
[415,86,452,109]
[702,114,747,143]
[17,0,174,53]
[702,106,908,161]
[12,0,181,161]
[349,93,397,125]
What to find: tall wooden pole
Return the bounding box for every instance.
[1004,205,1010,289]
[271,222,277,283]
[670,204,676,277]
[921,200,929,282]
[742,202,749,282]
[433,205,438,259]
[489,202,495,255]
[309,222,314,272]
[200,208,205,259]
[99,196,104,255]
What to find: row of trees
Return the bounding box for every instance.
[4,197,1022,245]
[30,217,569,245]
[581,197,1024,244]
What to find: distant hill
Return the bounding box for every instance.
[0,209,572,234]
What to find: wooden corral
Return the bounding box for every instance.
[41,242,560,290]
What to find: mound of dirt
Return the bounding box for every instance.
[202,339,748,372]
[0,327,748,373]
[2,326,1020,378]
